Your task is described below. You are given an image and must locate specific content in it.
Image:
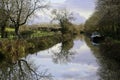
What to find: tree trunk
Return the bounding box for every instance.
[1,26,5,38]
[15,24,20,38]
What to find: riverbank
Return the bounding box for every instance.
[0,34,62,63]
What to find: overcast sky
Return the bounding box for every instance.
[30,0,96,24]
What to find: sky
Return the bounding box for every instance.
[30,0,96,24]
[50,0,66,3]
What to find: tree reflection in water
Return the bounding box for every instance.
[98,57,120,80]
[52,37,75,64]
[0,59,53,80]
[84,36,120,80]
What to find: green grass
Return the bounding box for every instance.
[2,27,55,39]
[31,31,55,38]
[6,28,14,32]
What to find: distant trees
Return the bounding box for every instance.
[0,0,48,38]
[84,12,100,35]
[51,9,74,34]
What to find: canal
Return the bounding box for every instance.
[0,35,120,80]
[26,35,100,80]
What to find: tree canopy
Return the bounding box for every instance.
[85,0,120,39]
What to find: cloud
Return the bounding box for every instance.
[71,12,86,24]
[50,0,95,21]
[50,0,66,3]
[29,0,95,24]
[65,0,95,11]
[64,0,96,19]
[28,15,51,25]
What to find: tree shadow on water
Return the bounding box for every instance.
[0,58,53,80]
[52,37,75,64]
[84,36,120,80]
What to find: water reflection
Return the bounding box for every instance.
[26,35,99,80]
[1,35,119,80]
[0,58,53,80]
[52,38,75,64]
[52,35,85,64]
[98,57,120,80]
[84,36,120,80]
[97,50,120,80]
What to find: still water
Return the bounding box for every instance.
[1,35,119,80]
[26,36,100,80]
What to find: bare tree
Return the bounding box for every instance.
[2,0,48,37]
[51,9,74,34]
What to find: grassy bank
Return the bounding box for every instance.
[20,30,55,39]
[0,34,62,63]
